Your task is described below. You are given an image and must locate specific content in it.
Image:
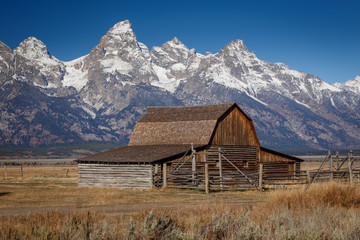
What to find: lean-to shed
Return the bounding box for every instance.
[76,103,303,189]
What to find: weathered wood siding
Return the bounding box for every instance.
[78,163,152,189]
[210,108,260,146]
[260,149,297,163]
[156,146,259,189]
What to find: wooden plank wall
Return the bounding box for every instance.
[155,146,259,190]
[207,146,258,189]
[78,163,153,189]
[211,108,259,146]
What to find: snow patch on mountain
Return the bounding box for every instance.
[63,56,88,91]
[151,65,181,92]
[101,57,133,74]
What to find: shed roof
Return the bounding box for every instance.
[76,144,206,163]
[260,147,304,162]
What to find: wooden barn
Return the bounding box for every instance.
[76,103,303,190]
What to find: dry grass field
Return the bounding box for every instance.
[1,165,360,239]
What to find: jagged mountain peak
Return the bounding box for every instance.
[91,20,139,56]
[156,37,191,54]
[168,37,187,47]
[334,76,360,94]
[107,20,134,36]
[223,39,249,53]
[14,37,52,60]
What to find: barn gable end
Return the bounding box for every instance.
[210,104,260,146]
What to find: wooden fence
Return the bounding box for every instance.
[156,149,360,193]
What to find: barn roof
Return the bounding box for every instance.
[138,103,251,122]
[129,102,252,146]
[76,144,206,163]
[260,147,304,162]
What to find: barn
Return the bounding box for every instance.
[76,103,303,190]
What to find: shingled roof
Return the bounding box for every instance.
[138,103,251,122]
[129,102,251,146]
[76,144,206,163]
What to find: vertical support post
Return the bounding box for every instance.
[218,148,223,188]
[205,161,209,194]
[349,150,354,186]
[329,150,333,181]
[258,163,263,190]
[20,165,23,178]
[306,163,311,185]
[66,169,69,177]
[163,163,167,188]
[191,144,197,185]
[4,164,8,180]
[336,151,339,169]
[155,164,159,174]
[293,163,296,182]
[154,164,158,187]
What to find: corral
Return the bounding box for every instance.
[76,103,303,190]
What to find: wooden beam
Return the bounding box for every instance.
[306,163,311,185]
[163,163,167,188]
[205,161,209,194]
[4,164,7,180]
[192,149,197,186]
[329,150,333,181]
[218,148,223,188]
[349,150,354,187]
[258,163,263,190]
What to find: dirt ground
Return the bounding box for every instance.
[0,165,263,217]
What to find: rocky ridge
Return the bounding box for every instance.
[0,20,359,150]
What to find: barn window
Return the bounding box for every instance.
[243,160,248,168]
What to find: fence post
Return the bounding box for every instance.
[4,164,8,180]
[191,144,197,186]
[20,165,23,178]
[336,151,339,169]
[349,150,354,186]
[66,169,69,177]
[306,163,311,185]
[258,163,263,190]
[329,150,333,181]
[192,150,197,186]
[205,161,209,194]
[163,163,167,188]
[218,148,223,188]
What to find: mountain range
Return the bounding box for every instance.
[1,20,359,150]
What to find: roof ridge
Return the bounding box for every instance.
[147,102,235,109]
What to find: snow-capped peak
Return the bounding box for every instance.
[166,37,189,50]
[107,20,134,36]
[224,39,249,52]
[14,37,51,60]
[334,76,360,94]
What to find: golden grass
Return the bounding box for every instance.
[1,165,78,178]
[1,167,360,239]
[0,169,261,211]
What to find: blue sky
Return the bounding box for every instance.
[1,0,359,84]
